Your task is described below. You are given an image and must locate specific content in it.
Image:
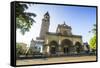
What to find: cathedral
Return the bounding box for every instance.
[30,12,84,56]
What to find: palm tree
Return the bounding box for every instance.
[16,2,36,35]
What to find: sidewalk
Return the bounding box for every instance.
[16,56,96,65]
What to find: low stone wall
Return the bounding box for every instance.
[16,52,96,60]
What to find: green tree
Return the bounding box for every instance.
[89,24,96,52]
[89,24,96,34]
[27,48,33,55]
[16,43,26,56]
[89,35,96,50]
[16,43,22,56]
[16,3,36,35]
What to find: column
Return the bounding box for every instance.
[47,45,49,53]
[58,40,63,55]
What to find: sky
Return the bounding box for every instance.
[16,3,96,47]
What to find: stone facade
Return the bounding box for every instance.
[32,12,84,56]
[37,12,50,40]
[30,39,36,48]
[56,22,72,35]
[43,32,83,55]
[29,39,44,53]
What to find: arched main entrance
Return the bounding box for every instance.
[75,42,82,53]
[61,39,73,54]
[49,41,58,54]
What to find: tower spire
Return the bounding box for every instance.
[38,12,50,40]
[64,21,66,25]
[44,11,49,16]
[63,21,66,26]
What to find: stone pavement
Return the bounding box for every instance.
[16,56,96,65]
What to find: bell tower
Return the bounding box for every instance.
[39,12,50,40]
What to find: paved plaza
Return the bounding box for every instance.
[16,56,96,65]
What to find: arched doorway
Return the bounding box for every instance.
[61,39,73,54]
[75,42,82,53]
[49,41,58,54]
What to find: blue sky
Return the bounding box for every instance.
[17,3,96,46]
